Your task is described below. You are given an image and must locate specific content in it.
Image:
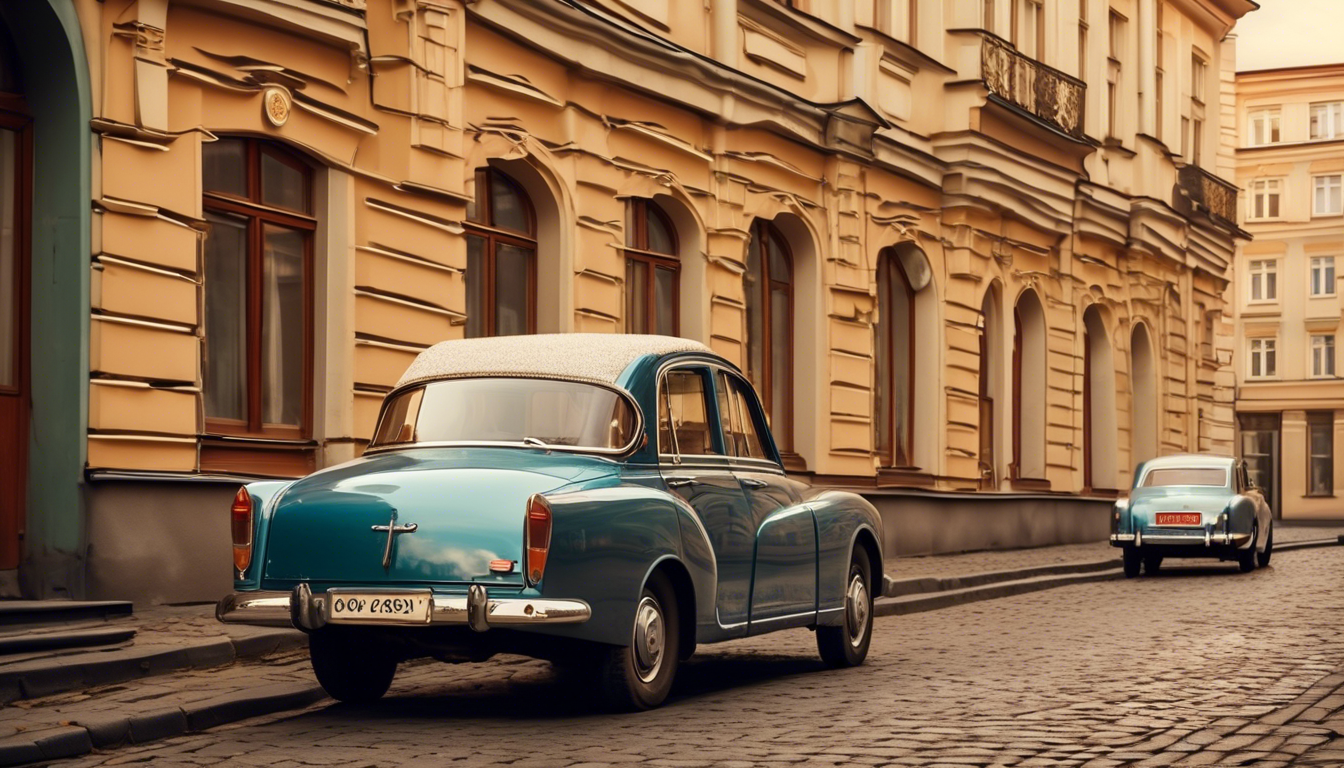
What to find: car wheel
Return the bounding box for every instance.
[596,570,680,712]
[1143,555,1163,575]
[1122,547,1141,578]
[1257,524,1273,568]
[308,628,398,704]
[1238,524,1258,573]
[817,548,873,668]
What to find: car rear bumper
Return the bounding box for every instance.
[216,584,591,632]
[1110,530,1252,548]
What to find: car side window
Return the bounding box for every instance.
[658,368,720,458]
[716,371,768,461]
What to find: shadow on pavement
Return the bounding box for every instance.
[324,650,830,720]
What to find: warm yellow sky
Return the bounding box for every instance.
[1235,0,1344,72]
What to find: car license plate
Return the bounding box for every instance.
[1155,512,1203,526]
[327,591,432,624]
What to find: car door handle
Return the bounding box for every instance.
[665,476,696,488]
[740,478,768,488]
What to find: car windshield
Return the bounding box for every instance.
[370,378,638,451]
[1141,467,1228,488]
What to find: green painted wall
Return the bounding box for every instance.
[2,1,92,597]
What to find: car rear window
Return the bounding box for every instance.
[371,377,638,451]
[1142,468,1228,487]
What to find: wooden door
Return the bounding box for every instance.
[0,109,30,571]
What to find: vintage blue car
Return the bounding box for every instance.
[217,334,883,709]
[1110,454,1273,577]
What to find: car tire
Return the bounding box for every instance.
[1122,547,1141,578]
[817,548,874,668]
[1257,524,1273,568]
[308,628,398,704]
[1238,524,1258,573]
[1143,555,1163,575]
[596,570,680,712]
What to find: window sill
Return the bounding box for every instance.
[1303,494,1336,499]
[1009,476,1052,492]
[200,435,317,478]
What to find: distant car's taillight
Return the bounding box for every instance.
[231,487,253,575]
[525,494,552,586]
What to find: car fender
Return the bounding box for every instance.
[804,488,883,627]
[523,482,714,648]
[236,480,296,590]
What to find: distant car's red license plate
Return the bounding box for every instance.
[1155,512,1202,526]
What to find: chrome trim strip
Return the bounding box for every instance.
[216,588,592,631]
[748,610,817,625]
[1110,533,1136,543]
[1139,533,1252,547]
[216,591,294,627]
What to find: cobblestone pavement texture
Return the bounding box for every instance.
[886,524,1342,580]
[24,542,1344,767]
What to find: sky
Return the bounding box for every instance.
[1234,0,1344,72]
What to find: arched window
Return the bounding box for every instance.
[1013,290,1047,482]
[465,166,536,337]
[624,198,678,335]
[978,285,1002,488]
[876,251,915,468]
[1131,323,1158,466]
[201,138,313,438]
[745,219,793,452]
[1083,304,1118,490]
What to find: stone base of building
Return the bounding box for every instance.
[85,479,239,605]
[862,490,1112,557]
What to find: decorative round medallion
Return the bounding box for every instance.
[263,87,290,127]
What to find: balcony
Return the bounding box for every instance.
[1177,164,1238,225]
[980,35,1085,139]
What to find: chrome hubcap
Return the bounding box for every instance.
[632,596,665,683]
[846,573,869,648]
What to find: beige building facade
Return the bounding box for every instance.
[1233,63,1344,520]
[1,0,1252,602]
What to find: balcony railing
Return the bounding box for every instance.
[1177,164,1238,224]
[980,35,1085,139]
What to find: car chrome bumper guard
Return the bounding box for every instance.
[1110,531,1251,548]
[216,584,591,632]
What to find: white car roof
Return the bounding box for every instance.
[1142,454,1236,470]
[395,333,714,390]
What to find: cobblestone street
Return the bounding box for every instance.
[47,545,1344,767]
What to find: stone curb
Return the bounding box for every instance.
[0,681,326,767]
[0,628,307,705]
[883,556,1119,599]
[874,535,1340,618]
[874,568,1125,617]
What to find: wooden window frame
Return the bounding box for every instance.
[746,219,796,460]
[0,94,31,570]
[465,167,538,338]
[1307,412,1335,497]
[624,198,680,336]
[202,140,315,443]
[876,250,916,470]
[1310,256,1337,298]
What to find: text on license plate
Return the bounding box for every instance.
[1155,512,1203,526]
[328,593,432,624]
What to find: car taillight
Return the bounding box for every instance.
[231,487,253,575]
[525,494,551,586]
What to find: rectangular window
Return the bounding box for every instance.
[1310,101,1344,140]
[1248,259,1278,302]
[202,139,314,439]
[1107,12,1124,138]
[1249,338,1276,379]
[1201,308,1215,360]
[984,0,995,32]
[1312,335,1336,378]
[658,368,719,457]
[1311,256,1337,297]
[1190,53,1206,104]
[1308,412,1334,496]
[1249,179,1282,220]
[1248,109,1281,146]
[1314,175,1343,216]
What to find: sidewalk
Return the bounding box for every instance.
[2,527,1342,766]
